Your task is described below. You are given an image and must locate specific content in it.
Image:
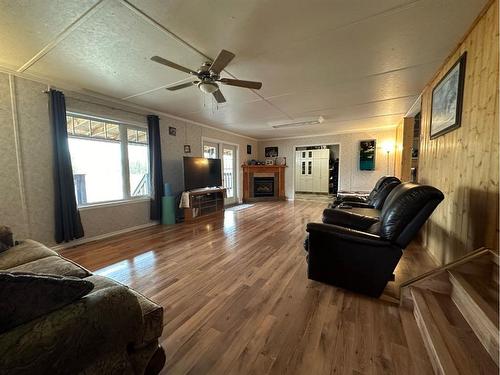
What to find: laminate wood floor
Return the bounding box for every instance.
[61,200,435,375]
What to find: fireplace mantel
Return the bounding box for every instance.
[242,165,287,202]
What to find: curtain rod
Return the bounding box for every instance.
[41,88,148,118]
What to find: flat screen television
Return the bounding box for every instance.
[183,156,222,191]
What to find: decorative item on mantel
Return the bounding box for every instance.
[276,157,287,166]
[247,159,267,166]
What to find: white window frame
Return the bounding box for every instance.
[66,112,151,208]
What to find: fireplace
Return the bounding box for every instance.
[254,177,275,197]
[242,165,286,202]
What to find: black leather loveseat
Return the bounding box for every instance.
[305,183,444,297]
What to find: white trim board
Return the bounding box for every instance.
[51,221,159,252]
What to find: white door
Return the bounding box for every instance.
[296,148,329,193]
[222,144,237,205]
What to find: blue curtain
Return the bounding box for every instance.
[49,90,84,243]
[147,115,164,220]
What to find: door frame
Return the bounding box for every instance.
[292,142,341,199]
[201,136,240,204]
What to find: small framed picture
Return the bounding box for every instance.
[247,144,252,155]
[265,146,278,158]
[169,126,176,136]
[430,52,467,139]
[265,159,274,165]
[184,145,191,153]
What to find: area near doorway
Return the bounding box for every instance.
[202,137,239,205]
[294,144,339,201]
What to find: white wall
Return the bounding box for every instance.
[158,116,258,201]
[0,74,155,245]
[258,128,397,199]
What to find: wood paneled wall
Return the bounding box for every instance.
[418,0,499,265]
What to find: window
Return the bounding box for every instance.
[203,142,218,159]
[66,113,150,206]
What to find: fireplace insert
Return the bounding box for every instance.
[254,177,275,197]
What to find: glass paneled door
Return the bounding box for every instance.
[222,144,237,205]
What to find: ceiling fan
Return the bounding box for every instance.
[150,49,262,103]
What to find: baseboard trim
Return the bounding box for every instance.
[51,221,159,252]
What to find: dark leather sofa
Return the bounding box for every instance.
[331,176,401,208]
[305,183,444,297]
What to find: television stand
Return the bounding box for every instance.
[183,187,227,223]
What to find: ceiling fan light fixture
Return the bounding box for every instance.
[198,81,219,94]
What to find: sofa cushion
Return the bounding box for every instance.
[0,226,14,254]
[0,240,57,270]
[0,272,94,334]
[7,255,91,278]
[85,275,164,344]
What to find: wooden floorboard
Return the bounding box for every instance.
[61,200,435,375]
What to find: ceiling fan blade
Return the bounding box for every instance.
[166,81,198,91]
[218,78,262,90]
[151,56,197,75]
[209,50,235,74]
[212,89,226,104]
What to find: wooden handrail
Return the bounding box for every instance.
[399,247,493,303]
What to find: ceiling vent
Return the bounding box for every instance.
[269,116,324,129]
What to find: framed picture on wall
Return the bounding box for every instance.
[247,144,252,154]
[265,146,278,158]
[359,140,376,171]
[430,52,467,139]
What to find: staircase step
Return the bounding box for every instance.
[449,270,499,366]
[411,287,498,375]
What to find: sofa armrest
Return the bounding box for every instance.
[335,193,369,203]
[321,209,379,230]
[0,285,143,374]
[307,222,390,247]
[339,201,374,209]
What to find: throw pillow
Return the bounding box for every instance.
[0,226,13,253]
[0,272,94,333]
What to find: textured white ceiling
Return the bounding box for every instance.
[0,0,487,139]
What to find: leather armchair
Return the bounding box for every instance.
[338,180,400,209]
[331,176,401,207]
[306,183,444,297]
